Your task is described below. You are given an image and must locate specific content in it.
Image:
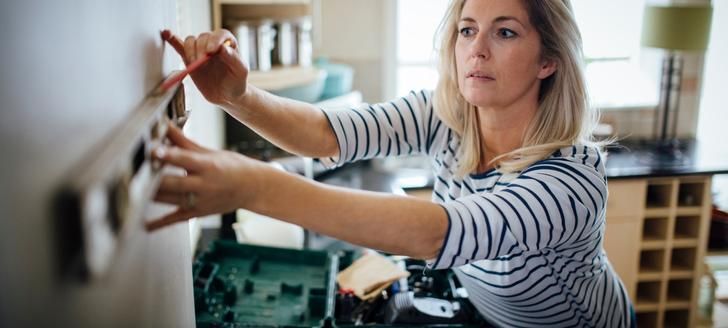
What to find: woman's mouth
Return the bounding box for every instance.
[467,70,495,81]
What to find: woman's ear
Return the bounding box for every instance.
[537,59,557,80]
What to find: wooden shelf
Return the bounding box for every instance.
[667,271,694,279]
[638,272,663,281]
[664,301,691,309]
[675,207,702,216]
[212,0,312,36]
[604,176,713,328]
[248,66,324,91]
[641,240,667,249]
[671,239,698,247]
[215,0,309,4]
[644,208,671,218]
[635,303,660,312]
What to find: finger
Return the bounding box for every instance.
[154,146,206,172]
[162,30,187,62]
[146,209,197,232]
[156,174,204,193]
[153,191,185,206]
[184,35,197,63]
[196,32,211,63]
[207,29,238,53]
[165,123,205,151]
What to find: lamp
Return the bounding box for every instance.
[641,5,712,158]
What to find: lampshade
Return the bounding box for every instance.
[641,5,713,51]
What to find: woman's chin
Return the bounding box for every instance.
[461,93,493,109]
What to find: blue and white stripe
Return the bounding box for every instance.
[320,90,632,328]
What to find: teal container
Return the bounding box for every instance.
[315,58,354,100]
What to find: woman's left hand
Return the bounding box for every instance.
[146,124,265,231]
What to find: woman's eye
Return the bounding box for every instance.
[497,28,517,39]
[459,27,475,37]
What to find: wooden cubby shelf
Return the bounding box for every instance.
[642,217,668,242]
[636,280,662,306]
[646,182,673,209]
[636,311,659,328]
[639,249,666,274]
[666,279,693,304]
[677,182,704,207]
[604,175,712,328]
[673,216,700,240]
[669,247,697,272]
[664,309,690,328]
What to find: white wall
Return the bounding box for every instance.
[176,0,225,238]
[0,1,195,326]
[314,0,391,103]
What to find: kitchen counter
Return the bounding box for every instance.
[603,139,728,179]
[315,139,728,195]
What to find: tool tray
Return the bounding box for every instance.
[193,240,488,327]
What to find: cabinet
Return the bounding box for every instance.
[603,176,713,328]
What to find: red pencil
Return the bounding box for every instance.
[158,31,232,94]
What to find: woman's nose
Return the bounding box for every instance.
[470,34,490,60]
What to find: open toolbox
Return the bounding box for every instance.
[193,240,489,327]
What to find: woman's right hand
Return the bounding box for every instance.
[163,29,249,109]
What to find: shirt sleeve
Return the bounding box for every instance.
[427,154,608,270]
[318,90,443,168]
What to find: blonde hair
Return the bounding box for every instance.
[433,0,600,176]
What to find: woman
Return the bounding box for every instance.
[150,0,633,326]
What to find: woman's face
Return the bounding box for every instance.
[455,0,555,110]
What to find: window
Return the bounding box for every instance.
[572,0,660,109]
[393,0,660,109]
[394,0,449,97]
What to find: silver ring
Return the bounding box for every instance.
[185,192,197,209]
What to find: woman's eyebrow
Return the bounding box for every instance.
[459,17,477,24]
[459,16,525,28]
[493,16,524,28]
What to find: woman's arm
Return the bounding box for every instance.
[229,85,339,159]
[164,29,338,159]
[148,125,448,260]
[253,167,448,259]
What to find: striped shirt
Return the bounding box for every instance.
[319,90,632,327]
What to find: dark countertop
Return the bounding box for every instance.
[314,139,728,195]
[604,139,728,179]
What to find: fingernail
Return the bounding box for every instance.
[155,146,167,158]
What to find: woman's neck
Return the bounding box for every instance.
[476,100,538,171]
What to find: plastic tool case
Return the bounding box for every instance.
[193,240,488,327]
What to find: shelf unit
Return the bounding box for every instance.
[212,0,311,32]
[603,176,713,328]
[211,0,313,85]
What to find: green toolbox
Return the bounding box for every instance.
[193,240,488,327]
